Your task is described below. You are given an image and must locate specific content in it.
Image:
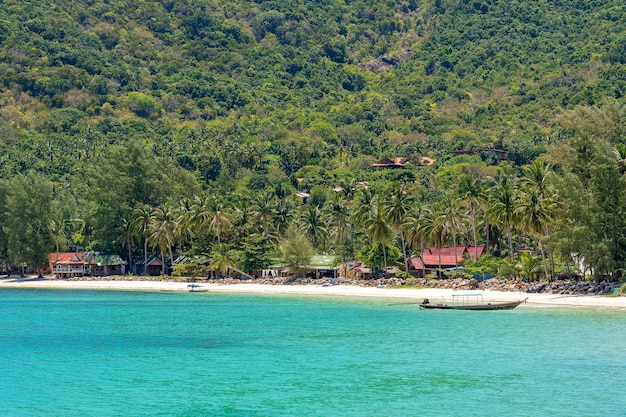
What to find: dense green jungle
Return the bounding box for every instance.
[1,0,626,280]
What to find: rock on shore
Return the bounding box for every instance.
[65,275,620,296]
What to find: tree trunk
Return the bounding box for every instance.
[538,239,548,282]
[127,240,132,275]
[400,230,409,273]
[143,236,148,276]
[472,213,478,260]
[383,243,388,279]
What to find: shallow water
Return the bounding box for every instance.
[1,289,625,416]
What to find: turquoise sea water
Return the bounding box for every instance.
[1,289,625,416]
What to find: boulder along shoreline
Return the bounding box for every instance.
[64,276,622,296]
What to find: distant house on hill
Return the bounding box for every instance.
[296,191,310,204]
[410,246,485,277]
[371,157,409,169]
[453,148,507,161]
[48,252,126,278]
[419,156,436,166]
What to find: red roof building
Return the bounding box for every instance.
[410,246,486,277]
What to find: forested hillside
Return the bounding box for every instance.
[1,0,626,280]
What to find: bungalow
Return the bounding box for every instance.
[337,260,363,279]
[136,256,165,276]
[410,246,485,277]
[263,255,338,278]
[48,251,127,278]
[83,252,126,276]
[352,264,398,279]
[48,252,89,278]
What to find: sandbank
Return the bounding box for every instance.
[1,277,625,308]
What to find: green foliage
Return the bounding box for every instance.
[357,242,401,277]
[2,0,626,279]
[2,174,54,269]
[280,225,314,277]
[239,234,273,273]
[462,254,511,277]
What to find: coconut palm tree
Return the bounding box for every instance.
[297,205,329,250]
[352,187,375,235]
[251,190,276,238]
[487,174,518,261]
[148,205,176,275]
[132,204,153,275]
[516,186,555,280]
[324,193,350,247]
[458,174,485,260]
[436,197,467,267]
[118,215,134,272]
[172,198,195,253]
[519,160,557,277]
[363,197,395,278]
[404,203,431,277]
[383,182,414,272]
[515,251,543,282]
[210,243,238,278]
[207,201,231,245]
[421,202,447,274]
[274,198,295,236]
[48,219,67,261]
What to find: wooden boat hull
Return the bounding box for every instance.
[420,298,527,310]
[187,284,208,292]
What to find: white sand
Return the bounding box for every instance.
[2,277,625,308]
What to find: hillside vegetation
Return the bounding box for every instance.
[1,0,626,280]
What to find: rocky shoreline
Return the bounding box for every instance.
[66,275,622,296]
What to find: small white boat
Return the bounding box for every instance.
[187,284,208,292]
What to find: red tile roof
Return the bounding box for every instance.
[411,246,486,270]
[47,252,84,265]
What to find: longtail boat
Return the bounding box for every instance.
[419,293,527,310]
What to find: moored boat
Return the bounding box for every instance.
[419,293,527,310]
[187,284,208,292]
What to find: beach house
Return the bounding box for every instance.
[48,251,126,278]
[410,246,485,277]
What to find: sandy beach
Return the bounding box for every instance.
[2,277,626,308]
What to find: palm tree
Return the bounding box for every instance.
[519,160,557,277]
[49,219,67,261]
[172,198,195,253]
[515,252,543,282]
[148,205,176,275]
[437,197,467,267]
[324,193,350,247]
[206,200,231,245]
[383,183,414,273]
[251,191,276,237]
[274,198,295,236]
[118,215,134,273]
[132,204,153,275]
[352,187,375,235]
[520,160,552,198]
[404,203,431,276]
[297,205,329,250]
[363,197,395,278]
[487,174,518,261]
[458,174,485,260]
[516,187,555,280]
[210,243,238,278]
[421,202,447,274]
